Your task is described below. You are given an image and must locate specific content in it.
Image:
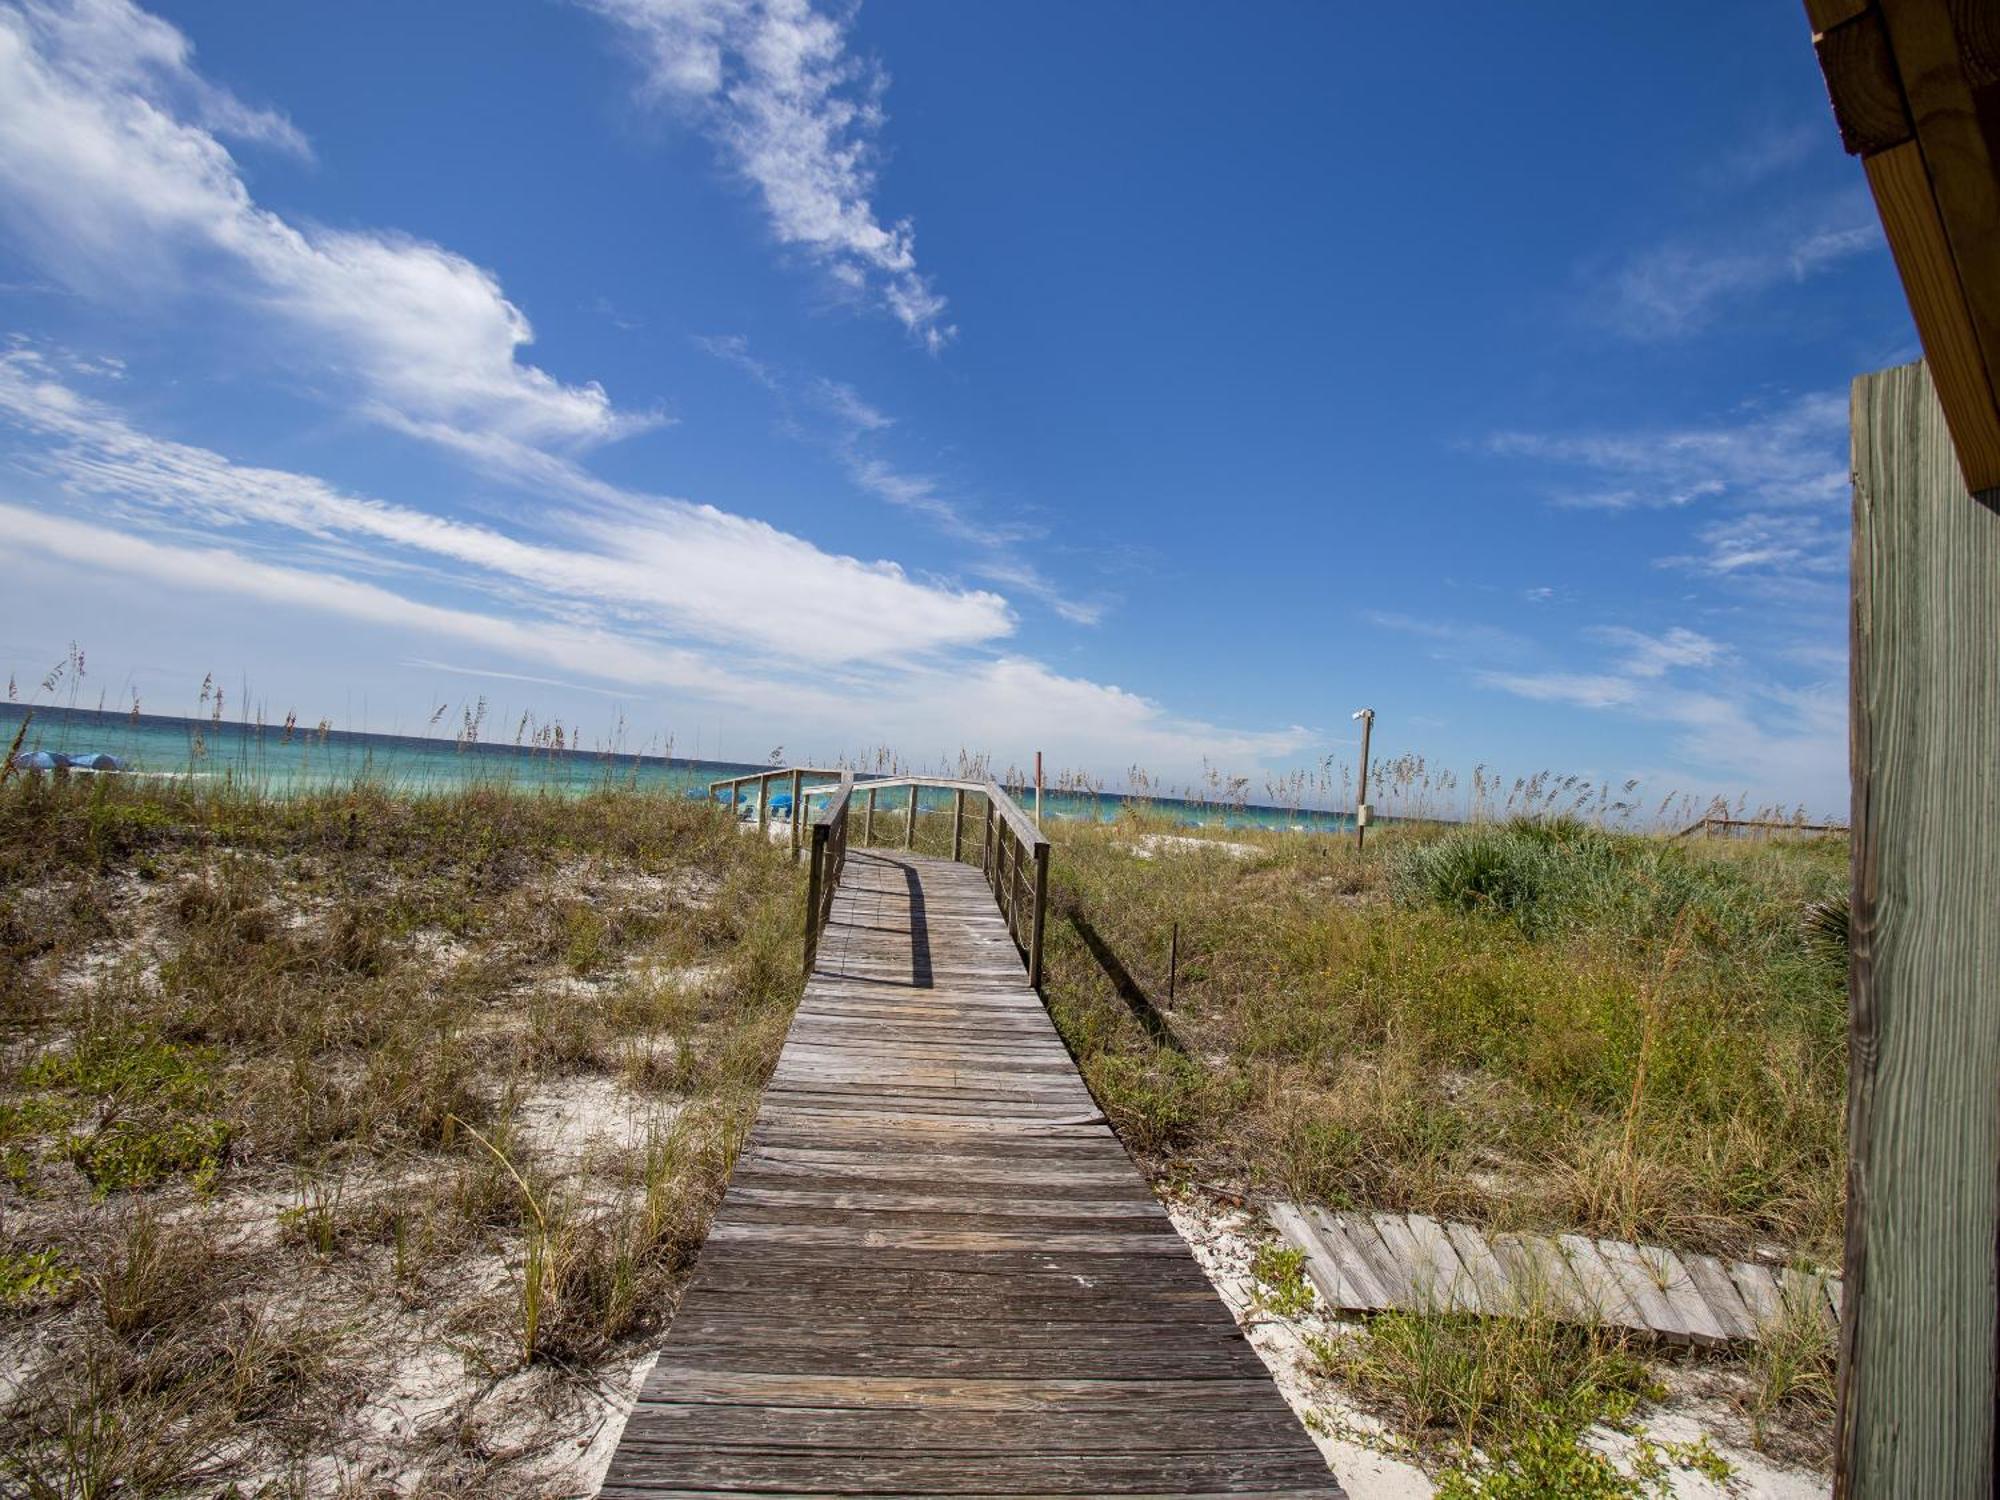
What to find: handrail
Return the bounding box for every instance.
[1675,815,1849,840]
[982,779,1051,989]
[803,772,855,974]
[779,766,1052,991]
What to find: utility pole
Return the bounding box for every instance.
[1352,707,1374,851]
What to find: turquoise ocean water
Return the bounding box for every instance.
[0,704,1355,835]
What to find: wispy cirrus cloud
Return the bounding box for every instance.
[1488,390,1848,513]
[1476,626,1843,809]
[1590,199,1882,341]
[701,334,1112,625]
[0,0,647,456]
[590,0,954,352]
[1487,391,1851,584]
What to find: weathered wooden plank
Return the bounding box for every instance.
[1595,1238,1686,1342]
[1373,1214,1440,1310]
[1302,1208,1394,1311]
[1843,359,2000,1494]
[1557,1235,1644,1329]
[1404,1214,1478,1314]
[1443,1221,1515,1317]
[1730,1261,1784,1332]
[1682,1252,1757,1343]
[1862,149,2000,490]
[1329,1212,1409,1307]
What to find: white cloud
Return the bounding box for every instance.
[1660,509,1848,581]
[589,0,954,351]
[702,336,1111,626]
[1592,200,1882,340]
[1489,391,1849,515]
[811,376,892,431]
[0,500,787,707]
[1474,625,1840,811]
[0,0,642,452]
[0,497,1304,783]
[0,354,1305,781]
[0,348,1011,664]
[1591,625,1726,677]
[1476,670,1639,710]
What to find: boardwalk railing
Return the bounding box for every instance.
[801,772,854,974]
[1673,816,1848,841]
[709,766,850,855]
[785,771,1052,989]
[982,778,1051,989]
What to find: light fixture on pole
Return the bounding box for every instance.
[1352,708,1375,851]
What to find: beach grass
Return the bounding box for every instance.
[0,752,1848,1493]
[1040,812,1848,1261]
[0,770,801,1495]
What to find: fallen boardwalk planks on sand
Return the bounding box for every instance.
[1269,1203,1839,1351]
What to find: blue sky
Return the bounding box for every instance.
[0,1,1912,814]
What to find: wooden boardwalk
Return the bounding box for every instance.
[602,848,1341,1498]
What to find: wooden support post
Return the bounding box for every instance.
[1839,360,2000,1495]
[906,782,918,850]
[803,822,826,977]
[728,779,738,816]
[790,768,803,859]
[1035,750,1043,829]
[758,772,771,831]
[1000,831,1016,937]
[1353,708,1375,851]
[952,788,965,862]
[1169,922,1178,1004]
[983,798,995,880]
[864,787,876,845]
[1028,841,1049,989]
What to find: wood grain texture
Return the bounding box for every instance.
[1270,1210,1834,1349]
[1815,7,1915,153]
[1877,0,2000,419]
[1839,358,2000,1495]
[601,848,1339,1497]
[1805,0,1873,35]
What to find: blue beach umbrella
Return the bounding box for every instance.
[11,750,59,771]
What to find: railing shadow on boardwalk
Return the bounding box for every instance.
[1066,908,1188,1055]
[898,857,933,987]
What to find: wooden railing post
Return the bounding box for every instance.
[864,786,876,845]
[983,797,995,880]
[952,788,965,862]
[906,782,919,850]
[757,772,770,831]
[790,768,803,859]
[1028,840,1049,989]
[804,821,827,976]
[1002,829,1018,939]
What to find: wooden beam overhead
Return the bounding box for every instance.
[1815,9,1914,154]
[1809,0,2000,493]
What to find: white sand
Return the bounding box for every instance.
[1124,832,1261,860]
